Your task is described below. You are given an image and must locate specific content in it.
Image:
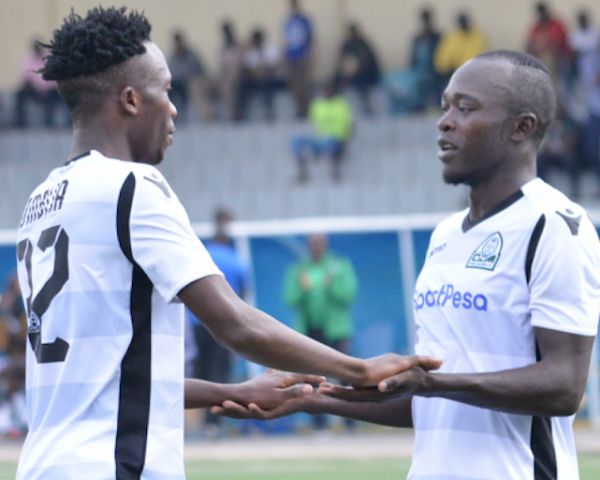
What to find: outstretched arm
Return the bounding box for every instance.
[211,390,414,428]
[179,275,441,387]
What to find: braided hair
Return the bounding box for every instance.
[42,6,151,80]
[41,7,152,119]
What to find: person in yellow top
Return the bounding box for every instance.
[434,11,487,77]
[292,80,353,182]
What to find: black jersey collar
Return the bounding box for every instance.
[462,189,524,233]
[65,150,92,165]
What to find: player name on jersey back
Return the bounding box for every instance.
[19,180,69,227]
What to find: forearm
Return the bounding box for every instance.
[229,303,365,384]
[307,393,413,428]
[419,361,583,416]
[185,378,242,409]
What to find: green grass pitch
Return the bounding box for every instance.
[1,456,599,479]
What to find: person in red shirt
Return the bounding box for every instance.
[526,2,571,81]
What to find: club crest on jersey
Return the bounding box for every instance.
[466,232,503,271]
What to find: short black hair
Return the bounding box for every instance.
[41,6,151,119]
[420,8,433,23]
[536,2,549,16]
[214,208,233,223]
[476,50,557,145]
[173,30,185,44]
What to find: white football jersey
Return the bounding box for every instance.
[410,179,600,480]
[15,150,222,479]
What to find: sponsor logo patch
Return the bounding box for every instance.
[413,283,488,311]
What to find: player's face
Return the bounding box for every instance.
[437,59,514,186]
[132,42,177,165]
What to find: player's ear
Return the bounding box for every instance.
[511,112,537,142]
[119,86,140,116]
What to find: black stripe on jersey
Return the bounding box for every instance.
[117,173,136,263]
[531,416,557,479]
[531,343,557,480]
[115,173,152,480]
[525,214,546,284]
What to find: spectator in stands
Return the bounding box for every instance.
[189,208,249,437]
[292,80,353,182]
[13,40,64,128]
[217,21,244,121]
[434,11,487,81]
[526,2,571,82]
[239,28,282,122]
[168,31,207,124]
[569,10,599,76]
[0,275,27,437]
[283,0,313,118]
[0,97,6,129]
[283,233,357,430]
[409,8,443,110]
[537,103,584,198]
[335,22,381,116]
[569,10,600,181]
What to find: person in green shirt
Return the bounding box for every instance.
[291,80,353,182]
[284,233,357,429]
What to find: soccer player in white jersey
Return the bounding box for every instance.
[214,50,600,480]
[14,7,440,480]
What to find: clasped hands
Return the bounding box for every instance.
[210,354,442,420]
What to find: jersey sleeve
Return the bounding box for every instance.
[529,211,600,336]
[125,167,222,302]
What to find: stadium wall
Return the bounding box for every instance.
[1,214,599,423]
[2,0,600,89]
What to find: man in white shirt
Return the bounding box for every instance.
[216,50,600,480]
[15,7,438,480]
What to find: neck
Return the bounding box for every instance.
[70,120,133,162]
[467,159,536,222]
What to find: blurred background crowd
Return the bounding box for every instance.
[1,0,600,439]
[1,0,600,190]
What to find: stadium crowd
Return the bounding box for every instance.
[3,1,600,192]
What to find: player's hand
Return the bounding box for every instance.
[322,366,430,402]
[232,369,325,411]
[211,395,309,420]
[355,354,442,388]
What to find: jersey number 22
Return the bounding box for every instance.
[17,225,70,364]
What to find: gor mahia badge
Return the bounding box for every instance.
[466,232,503,271]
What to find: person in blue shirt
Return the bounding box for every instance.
[188,208,249,435]
[283,0,313,118]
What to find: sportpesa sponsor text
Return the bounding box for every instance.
[414,283,488,311]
